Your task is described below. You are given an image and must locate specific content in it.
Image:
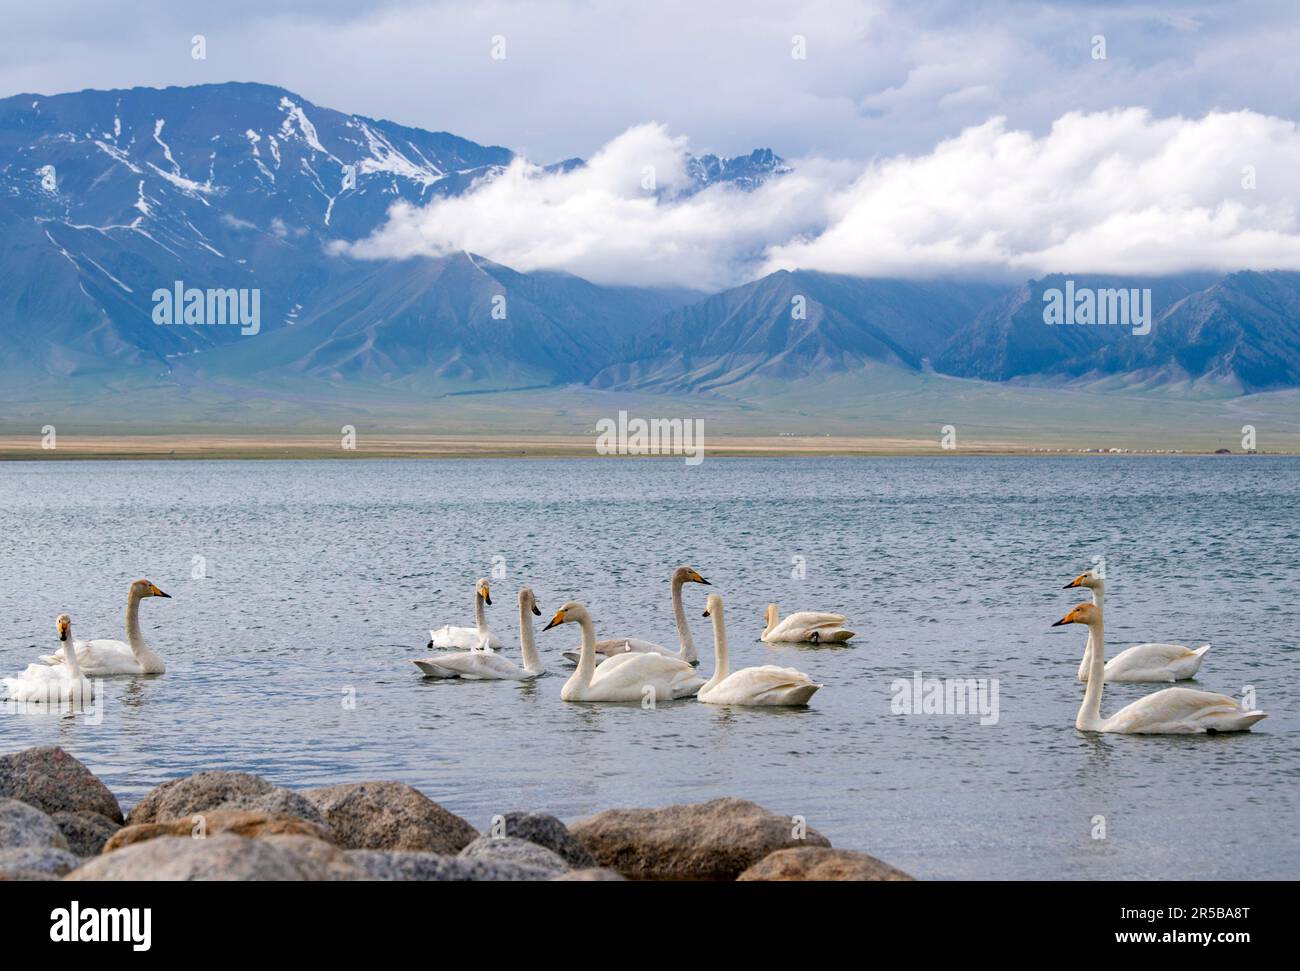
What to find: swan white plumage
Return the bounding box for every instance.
[4,616,94,704]
[1065,570,1210,683]
[40,579,169,675]
[760,604,854,644]
[1053,602,1265,734]
[698,594,821,706]
[413,587,545,680]
[560,566,710,665]
[428,578,503,651]
[545,601,704,702]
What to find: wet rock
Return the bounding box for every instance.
[104,809,332,853]
[551,867,627,881]
[492,811,596,868]
[52,811,120,857]
[345,849,550,881]
[0,747,122,822]
[0,846,81,878]
[458,835,569,874]
[571,797,831,880]
[0,869,61,881]
[304,782,477,853]
[737,846,914,881]
[125,771,326,827]
[64,834,335,880]
[0,797,68,851]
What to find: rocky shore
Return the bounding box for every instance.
[0,746,912,881]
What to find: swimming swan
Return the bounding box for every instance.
[546,601,704,702]
[560,566,710,665]
[1065,570,1209,683]
[1053,602,1265,734]
[698,594,821,706]
[4,616,94,704]
[413,587,545,680]
[40,579,169,675]
[428,578,502,651]
[761,604,854,644]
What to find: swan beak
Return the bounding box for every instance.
[702,608,711,617]
[542,608,566,631]
[149,583,171,598]
[58,618,70,641]
[481,585,492,606]
[531,604,542,616]
[1050,617,1069,627]
[1063,574,1085,589]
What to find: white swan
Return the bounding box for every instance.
[698,595,821,706]
[40,579,169,675]
[428,578,503,651]
[545,601,704,702]
[761,604,854,644]
[1053,602,1265,734]
[560,566,710,665]
[413,587,545,681]
[4,616,94,704]
[1065,570,1210,683]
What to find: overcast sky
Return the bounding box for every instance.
[3,0,1297,162]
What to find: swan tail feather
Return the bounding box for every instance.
[412,659,455,678]
[1191,644,1211,657]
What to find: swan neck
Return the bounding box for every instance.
[474,592,487,635]
[763,604,777,638]
[704,607,729,690]
[671,575,697,662]
[574,615,598,686]
[62,631,83,679]
[518,600,542,673]
[1079,613,1106,729]
[125,590,146,657]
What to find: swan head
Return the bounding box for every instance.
[674,565,711,586]
[1052,602,1099,628]
[56,614,72,642]
[131,579,170,599]
[475,578,492,606]
[542,601,588,631]
[519,587,542,616]
[702,593,723,618]
[1063,570,1102,591]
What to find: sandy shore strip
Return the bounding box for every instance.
[0,434,1277,460]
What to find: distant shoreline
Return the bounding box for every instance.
[0,435,1287,460]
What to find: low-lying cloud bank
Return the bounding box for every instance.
[339,109,1300,291]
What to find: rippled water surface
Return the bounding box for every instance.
[1,457,1296,879]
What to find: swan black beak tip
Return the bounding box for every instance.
[702,608,710,617]
[699,578,712,586]
[542,619,559,631]
[531,605,542,616]
[1061,582,1075,589]
[1051,618,1068,627]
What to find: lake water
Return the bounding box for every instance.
[1,456,1296,879]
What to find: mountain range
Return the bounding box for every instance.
[3,81,1300,434]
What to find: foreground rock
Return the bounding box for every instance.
[491,811,596,868]
[571,797,831,880]
[65,834,338,881]
[304,782,477,853]
[52,811,121,857]
[259,835,367,880]
[0,747,122,822]
[551,867,627,881]
[0,846,81,878]
[459,836,569,874]
[346,849,551,881]
[126,771,327,828]
[738,847,914,881]
[0,797,69,851]
[104,809,332,853]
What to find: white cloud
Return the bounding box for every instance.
[340,109,1300,289]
